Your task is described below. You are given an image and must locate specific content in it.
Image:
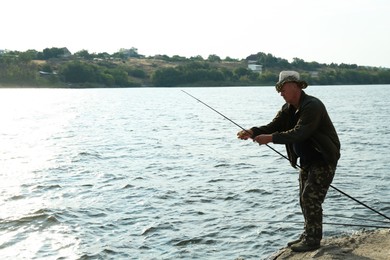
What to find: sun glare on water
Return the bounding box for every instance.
[1,89,74,172]
[0,88,78,213]
[0,88,84,257]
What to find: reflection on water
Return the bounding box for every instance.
[0,85,389,259]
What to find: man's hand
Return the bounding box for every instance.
[237,129,253,140]
[254,134,273,145]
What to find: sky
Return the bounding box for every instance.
[2,0,390,68]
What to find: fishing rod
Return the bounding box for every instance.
[181,90,390,222]
[181,90,292,158]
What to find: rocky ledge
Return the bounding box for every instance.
[268,229,390,260]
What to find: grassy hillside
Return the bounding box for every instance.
[2,49,390,87]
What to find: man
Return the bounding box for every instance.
[237,71,340,252]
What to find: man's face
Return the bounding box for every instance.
[279,82,300,104]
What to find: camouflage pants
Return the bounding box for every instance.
[299,162,335,243]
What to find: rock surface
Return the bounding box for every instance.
[268,229,390,260]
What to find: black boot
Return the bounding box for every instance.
[290,238,320,252]
[287,233,305,247]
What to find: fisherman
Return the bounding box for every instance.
[237,71,340,252]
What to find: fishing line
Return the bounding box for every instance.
[182,90,390,222]
[324,214,390,224]
[252,220,390,229]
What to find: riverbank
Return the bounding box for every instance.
[268,229,390,259]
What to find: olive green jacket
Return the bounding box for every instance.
[251,91,340,168]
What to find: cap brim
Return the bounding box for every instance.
[275,80,308,92]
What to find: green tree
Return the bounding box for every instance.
[224,56,239,62]
[378,70,390,84]
[40,63,53,73]
[190,55,204,61]
[100,73,115,86]
[260,71,278,84]
[0,58,40,84]
[207,54,221,62]
[19,50,38,62]
[292,58,308,70]
[220,67,234,80]
[96,52,111,59]
[59,61,97,83]
[234,67,251,78]
[41,47,69,60]
[75,50,93,60]
[171,55,187,62]
[127,68,147,79]
[152,67,183,87]
[108,68,131,86]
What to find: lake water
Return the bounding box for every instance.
[1,85,390,259]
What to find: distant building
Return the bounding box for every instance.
[119,47,143,58]
[60,47,72,58]
[247,60,263,74]
[39,71,57,76]
[309,71,319,78]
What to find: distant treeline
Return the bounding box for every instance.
[1,47,390,88]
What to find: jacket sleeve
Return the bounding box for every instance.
[272,99,324,144]
[250,104,289,137]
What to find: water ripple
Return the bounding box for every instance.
[1,86,390,259]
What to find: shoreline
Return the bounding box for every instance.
[268,229,390,259]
